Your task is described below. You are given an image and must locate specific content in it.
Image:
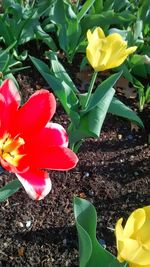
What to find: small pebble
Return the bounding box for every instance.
[127,134,133,140]
[63,239,67,246]
[83,172,90,178]
[99,239,106,248]
[88,190,94,196]
[18,222,24,228]
[118,134,122,140]
[26,220,31,228]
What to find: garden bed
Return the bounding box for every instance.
[0,70,149,267]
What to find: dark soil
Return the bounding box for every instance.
[0,65,150,267]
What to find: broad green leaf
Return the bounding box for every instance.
[81,11,135,35]
[81,72,122,113]
[108,97,144,128]
[49,0,81,59]
[49,51,79,94]
[0,180,22,202]
[88,89,115,137]
[30,55,50,73]
[30,55,79,116]
[69,87,115,144]
[30,55,70,114]
[0,16,15,46]
[74,197,125,267]
[35,24,57,51]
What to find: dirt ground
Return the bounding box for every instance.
[0,63,150,267]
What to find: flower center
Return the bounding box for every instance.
[0,133,25,167]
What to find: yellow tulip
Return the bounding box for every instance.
[115,206,150,267]
[86,27,137,71]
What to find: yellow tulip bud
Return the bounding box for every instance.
[115,206,150,267]
[86,27,137,72]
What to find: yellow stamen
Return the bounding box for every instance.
[0,134,25,167]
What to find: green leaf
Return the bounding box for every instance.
[69,87,115,144]
[49,0,81,59]
[130,55,150,79]
[81,11,135,35]
[88,91,114,137]
[30,55,70,114]
[77,0,96,21]
[35,24,57,51]
[49,51,79,94]
[30,55,79,117]
[108,97,144,128]
[81,72,122,113]
[0,15,15,46]
[74,197,125,267]
[0,180,22,202]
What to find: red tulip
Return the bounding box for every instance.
[0,79,78,200]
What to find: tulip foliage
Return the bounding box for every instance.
[74,197,127,267]
[0,79,78,201]
[31,45,143,152]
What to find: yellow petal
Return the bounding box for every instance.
[107,33,127,46]
[87,29,93,42]
[129,245,150,265]
[136,206,150,243]
[118,238,140,263]
[126,46,137,55]
[86,39,103,70]
[96,27,105,39]
[115,218,125,261]
[86,28,136,71]
[124,208,146,238]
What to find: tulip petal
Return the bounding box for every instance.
[33,122,68,147]
[119,238,140,262]
[124,208,146,238]
[97,27,105,38]
[115,218,125,262]
[16,90,56,137]
[86,27,137,71]
[16,169,51,200]
[129,245,150,265]
[137,206,150,244]
[116,207,150,266]
[87,29,93,42]
[0,94,6,136]
[126,46,137,55]
[29,146,78,170]
[0,79,20,108]
[0,80,20,134]
[86,39,103,70]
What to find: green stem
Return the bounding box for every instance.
[83,71,98,109]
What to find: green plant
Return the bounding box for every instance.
[0,42,29,84]
[73,196,127,267]
[30,51,143,152]
[0,0,57,60]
